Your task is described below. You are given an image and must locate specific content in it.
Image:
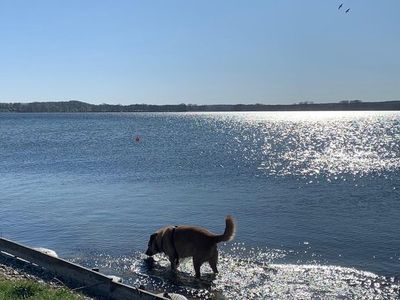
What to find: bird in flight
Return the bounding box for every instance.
[338,3,343,10]
[345,8,350,13]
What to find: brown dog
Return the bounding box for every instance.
[145,215,235,278]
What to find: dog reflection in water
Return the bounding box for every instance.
[145,216,235,278]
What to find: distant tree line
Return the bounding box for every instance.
[0,100,399,113]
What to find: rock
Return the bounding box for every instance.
[157,292,189,300]
[107,275,123,283]
[33,247,58,258]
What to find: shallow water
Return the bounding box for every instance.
[71,245,400,299]
[0,111,399,299]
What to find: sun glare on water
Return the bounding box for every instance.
[196,111,400,181]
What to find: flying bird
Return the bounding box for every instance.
[345,8,350,13]
[338,3,343,10]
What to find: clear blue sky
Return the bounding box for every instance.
[0,0,399,105]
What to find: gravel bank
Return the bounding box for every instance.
[0,255,92,299]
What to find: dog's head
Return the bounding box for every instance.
[145,232,161,256]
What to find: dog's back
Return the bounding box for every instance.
[173,215,235,259]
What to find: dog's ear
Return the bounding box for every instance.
[149,233,157,243]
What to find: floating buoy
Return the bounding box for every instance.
[135,136,140,142]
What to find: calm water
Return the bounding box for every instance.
[0,111,399,299]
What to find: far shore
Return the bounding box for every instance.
[0,100,400,113]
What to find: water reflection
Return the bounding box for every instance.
[196,111,400,180]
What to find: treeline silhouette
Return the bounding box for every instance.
[0,100,399,113]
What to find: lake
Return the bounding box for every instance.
[0,111,399,299]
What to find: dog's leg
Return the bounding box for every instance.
[193,256,202,278]
[169,256,178,271]
[208,250,219,274]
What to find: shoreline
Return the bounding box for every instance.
[0,256,91,299]
[0,263,43,283]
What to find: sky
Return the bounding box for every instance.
[0,0,399,105]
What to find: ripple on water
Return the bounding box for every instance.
[71,244,400,300]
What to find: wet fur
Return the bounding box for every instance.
[145,215,235,278]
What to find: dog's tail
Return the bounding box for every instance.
[214,215,236,243]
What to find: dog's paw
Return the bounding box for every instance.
[143,256,155,268]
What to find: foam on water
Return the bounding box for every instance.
[71,243,400,299]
